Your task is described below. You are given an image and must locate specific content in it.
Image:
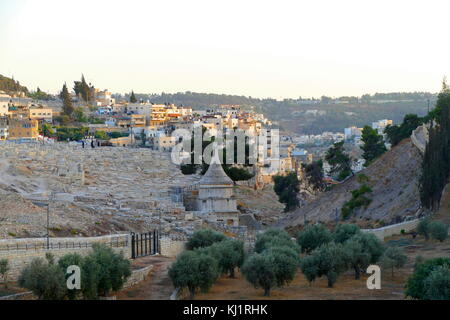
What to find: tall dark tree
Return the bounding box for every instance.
[61,83,74,117]
[74,75,92,103]
[304,160,326,191]
[130,91,137,103]
[361,126,387,166]
[325,141,353,181]
[420,80,450,211]
[273,172,300,212]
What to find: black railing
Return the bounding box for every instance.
[0,239,128,252]
[131,230,160,259]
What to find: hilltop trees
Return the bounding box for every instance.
[385,114,424,146]
[61,83,74,117]
[73,75,93,103]
[361,126,387,166]
[273,172,300,212]
[325,141,353,181]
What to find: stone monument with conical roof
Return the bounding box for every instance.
[196,145,239,226]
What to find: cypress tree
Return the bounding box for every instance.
[130,91,137,103]
[61,83,74,117]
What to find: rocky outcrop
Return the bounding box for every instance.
[277,138,423,229]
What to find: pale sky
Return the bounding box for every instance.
[1,0,449,98]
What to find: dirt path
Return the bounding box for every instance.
[117,256,175,300]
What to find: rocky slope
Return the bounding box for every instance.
[277,138,423,230]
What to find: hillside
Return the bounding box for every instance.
[277,138,423,231]
[0,74,28,96]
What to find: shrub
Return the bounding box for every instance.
[380,247,407,277]
[424,265,450,300]
[341,185,372,219]
[185,229,226,250]
[405,257,450,299]
[333,224,361,243]
[296,224,332,254]
[18,257,67,300]
[417,218,431,240]
[0,259,10,288]
[169,250,219,299]
[207,239,245,278]
[428,221,448,242]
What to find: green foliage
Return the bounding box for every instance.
[254,228,298,254]
[333,224,362,243]
[380,246,407,277]
[300,254,319,285]
[384,114,424,146]
[296,224,332,254]
[109,131,129,139]
[428,221,448,242]
[18,257,67,300]
[223,166,254,182]
[29,87,53,101]
[325,141,353,181]
[342,237,371,280]
[242,253,275,296]
[40,123,54,137]
[273,172,300,212]
[424,265,450,300]
[309,242,348,288]
[0,74,28,95]
[351,233,385,264]
[207,239,245,278]
[87,244,131,297]
[405,257,450,299]
[263,246,299,287]
[57,253,83,300]
[304,160,326,191]
[0,259,10,288]
[56,127,88,141]
[420,82,450,211]
[186,229,226,250]
[73,107,88,123]
[94,130,109,140]
[169,250,219,299]
[73,75,93,103]
[61,83,74,117]
[361,125,387,166]
[130,90,137,103]
[417,218,431,240]
[341,184,372,219]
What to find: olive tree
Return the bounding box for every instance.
[185,229,226,250]
[296,224,332,254]
[333,223,361,243]
[254,228,298,253]
[208,239,245,278]
[342,238,371,280]
[169,250,219,299]
[242,253,276,296]
[310,242,348,288]
[424,265,450,300]
[18,257,67,300]
[300,254,319,285]
[417,218,431,240]
[380,246,407,277]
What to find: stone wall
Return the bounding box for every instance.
[362,219,420,240]
[0,234,130,281]
[123,265,153,289]
[160,237,186,258]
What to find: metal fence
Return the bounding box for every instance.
[131,231,160,259]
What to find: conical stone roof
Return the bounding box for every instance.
[199,162,233,186]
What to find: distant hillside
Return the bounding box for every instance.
[116,91,434,134]
[276,138,423,231]
[0,74,28,96]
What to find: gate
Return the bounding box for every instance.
[131,230,160,259]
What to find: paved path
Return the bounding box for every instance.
[117,256,175,300]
